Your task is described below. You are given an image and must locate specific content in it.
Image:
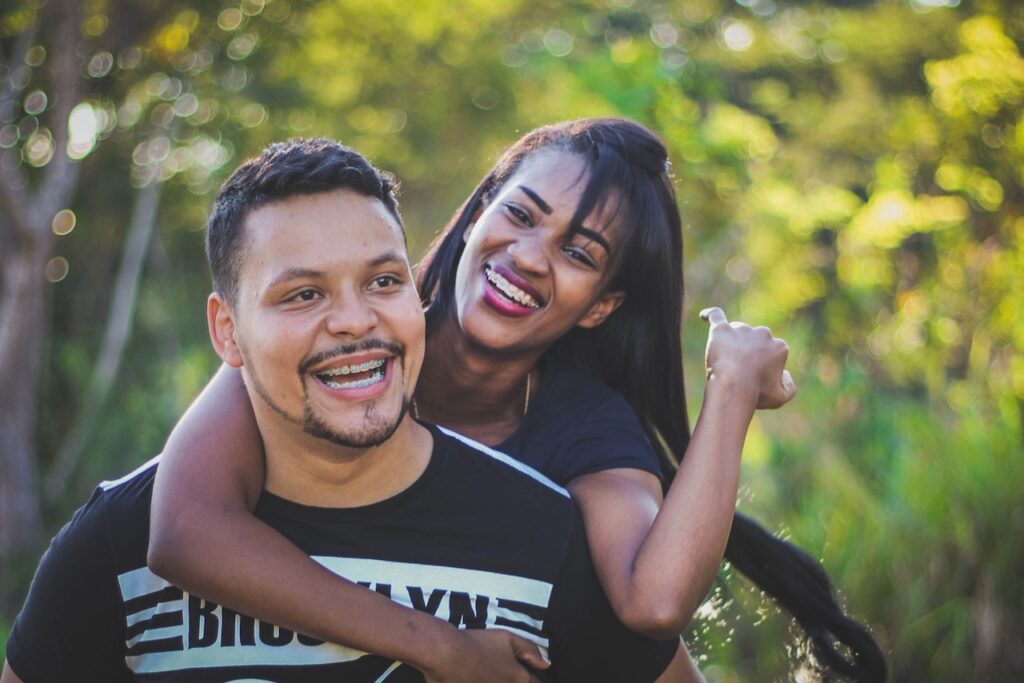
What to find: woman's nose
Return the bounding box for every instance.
[507,235,549,275]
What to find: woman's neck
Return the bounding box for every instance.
[415,315,541,446]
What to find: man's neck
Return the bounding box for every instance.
[259,416,433,508]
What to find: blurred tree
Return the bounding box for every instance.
[0,0,83,572]
[0,0,303,575]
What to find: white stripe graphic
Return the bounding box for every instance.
[100,455,160,491]
[373,661,404,682]
[438,426,569,497]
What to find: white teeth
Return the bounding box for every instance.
[319,358,386,377]
[323,369,385,390]
[485,269,540,308]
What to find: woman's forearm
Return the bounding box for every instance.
[626,375,755,635]
[572,375,756,640]
[149,501,460,670]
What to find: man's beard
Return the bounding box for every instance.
[244,339,411,450]
[301,393,411,448]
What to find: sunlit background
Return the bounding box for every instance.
[1,0,1021,680]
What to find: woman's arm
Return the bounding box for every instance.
[567,310,795,640]
[2,660,25,683]
[149,365,546,682]
[655,641,707,683]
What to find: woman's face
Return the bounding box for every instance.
[452,148,626,356]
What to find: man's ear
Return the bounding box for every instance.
[577,290,626,329]
[208,293,244,368]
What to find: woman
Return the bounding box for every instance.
[150,119,886,681]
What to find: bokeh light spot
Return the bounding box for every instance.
[218,8,244,31]
[25,45,46,67]
[24,129,54,167]
[241,0,266,17]
[722,20,754,52]
[87,51,114,78]
[0,124,18,148]
[544,29,574,57]
[45,256,69,283]
[471,86,500,111]
[51,209,76,236]
[85,14,108,37]
[68,103,100,159]
[23,90,48,116]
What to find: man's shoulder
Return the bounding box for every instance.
[48,455,157,538]
[59,456,158,572]
[5,458,161,683]
[90,456,160,530]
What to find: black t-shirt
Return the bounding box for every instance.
[496,364,663,486]
[7,427,676,682]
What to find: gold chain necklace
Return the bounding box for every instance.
[412,372,531,420]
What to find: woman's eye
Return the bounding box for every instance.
[505,204,532,226]
[565,248,597,268]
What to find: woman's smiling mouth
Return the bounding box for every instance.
[484,266,542,309]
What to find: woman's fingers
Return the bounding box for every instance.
[702,305,796,409]
[781,370,797,402]
[510,635,550,671]
[699,306,728,326]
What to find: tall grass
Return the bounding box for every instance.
[687,363,1024,681]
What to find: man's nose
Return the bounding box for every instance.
[324,292,379,338]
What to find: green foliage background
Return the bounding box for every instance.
[2,0,1022,679]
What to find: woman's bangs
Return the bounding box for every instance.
[568,150,630,244]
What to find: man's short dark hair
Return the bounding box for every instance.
[206,138,402,303]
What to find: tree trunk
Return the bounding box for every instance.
[44,179,162,499]
[0,0,83,569]
[0,240,51,564]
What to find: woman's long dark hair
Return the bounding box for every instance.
[418,118,887,681]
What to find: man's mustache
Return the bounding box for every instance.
[299,339,405,376]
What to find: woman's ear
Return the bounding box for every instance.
[577,290,626,329]
[208,293,244,368]
[462,198,489,244]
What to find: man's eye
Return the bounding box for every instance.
[293,289,320,302]
[370,275,401,289]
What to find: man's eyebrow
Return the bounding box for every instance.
[267,267,324,288]
[368,250,407,268]
[572,225,612,255]
[265,252,406,289]
[518,185,552,214]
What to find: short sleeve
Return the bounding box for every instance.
[544,509,677,682]
[549,392,662,484]
[5,489,129,682]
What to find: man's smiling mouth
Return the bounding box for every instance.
[315,358,387,390]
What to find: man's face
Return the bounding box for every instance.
[211,188,425,451]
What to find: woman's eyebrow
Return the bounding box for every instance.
[517,183,611,254]
[518,185,552,214]
[572,226,611,254]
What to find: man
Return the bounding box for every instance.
[2,139,679,682]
